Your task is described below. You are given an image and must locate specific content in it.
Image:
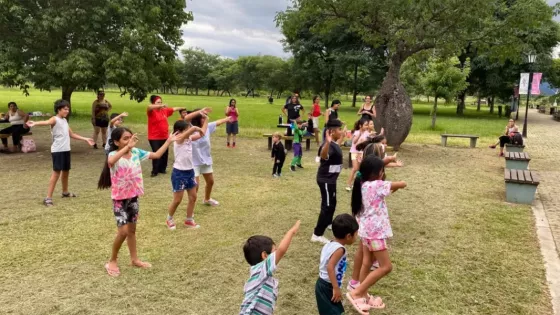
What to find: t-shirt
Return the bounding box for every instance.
[51,116,71,153]
[173,139,194,171]
[358,180,393,240]
[328,108,338,122]
[307,118,314,133]
[109,148,150,200]
[192,122,217,166]
[291,121,304,143]
[284,103,303,120]
[227,107,239,122]
[147,108,174,140]
[316,142,343,184]
[319,241,347,287]
[240,252,278,315]
[350,130,370,153]
[312,104,321,117]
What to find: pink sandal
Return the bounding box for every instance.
[346,292,371,315]
[105,263,120,277]
[367,294,386,309]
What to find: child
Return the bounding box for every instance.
[271,132,286,178]
[240,220,300,315]
[311,120,344,244]
[105,112,128,155]
[305,113,315,137]
[346,119,371,191]
[166,119,208,230]
[191,111,231,206]
[97,127,177,276]
[226,99,239,148]
[345,156,407,314]
[26,99,94,207]
[315,214,359,315]
[290,119,306,172]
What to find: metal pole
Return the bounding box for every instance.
[515,97,520,120]
[522,72,533,138]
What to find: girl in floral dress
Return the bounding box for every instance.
[98,127,177,277]
[345,155,407,314]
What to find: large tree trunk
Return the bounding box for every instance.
[352,63,359,107]
[324,70,334,109]
[373,53,413,151]
[431,97,438,129]
[477,94,481,111]
[489,96,495,114]
[61,86,75,121]
[456,90,466,115]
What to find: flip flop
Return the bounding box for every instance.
[367,294,386,309]
[62,192,77,198]
[345,292,370,315]
[131,261,152,269]
[105,263,120,277]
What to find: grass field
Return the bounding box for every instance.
[0,88,550,314]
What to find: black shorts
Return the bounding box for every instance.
[52,151,71,171]
[226,121,239,135]
[95,118,109,128]
[113,197,139,227]
[315,278,344,315]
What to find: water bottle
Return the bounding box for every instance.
[278,115,283,125]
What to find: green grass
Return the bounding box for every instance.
[1,88,508,146]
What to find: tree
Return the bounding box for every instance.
[209,59,240,96]
[180,48,219,95]
[0,0,192,116]
[421,57,470,129]
[236,56,264,97]
[283,0,558,149]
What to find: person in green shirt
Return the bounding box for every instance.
[290,119,307,171]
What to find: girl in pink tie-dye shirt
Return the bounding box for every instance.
[345,155,406,314]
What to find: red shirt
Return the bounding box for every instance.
[147,108,174,140]
[312,104,321,117]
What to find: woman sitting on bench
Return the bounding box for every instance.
[489,119,521,156]
[0,102,29,153]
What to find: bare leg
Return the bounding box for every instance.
[195,176,200,194]
[107,224,128,272]
[168,191,185,217]
[101,127,108,146]
[227,134,231,145]
[186,188,197,218]
[126,223,150,267]
[93,126,101,145]
[47,171,61,198]
[351,243,363,282]
[314,128,320,145]
[351,247,392,299]
[233,135,237,144]
[61,170,69,194]
[347,159,359,187]
[202,173,214,201]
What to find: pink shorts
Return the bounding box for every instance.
[362,238,388,252]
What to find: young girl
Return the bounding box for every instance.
[346,156,406,314]
[225,99,239,148]
[97,127,177,277]
[346,119,370,191]
[166,119,208,230]
[104,112,128,155]
[27,99,94,206]
[311,95,322,145]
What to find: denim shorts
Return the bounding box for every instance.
[171,168,197,192]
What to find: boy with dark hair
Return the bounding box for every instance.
[271,132,286,178]
[316,214,359,315]
[240,221,300,315]
[290,119,306,172]
[27,99,94,206]
[312,119,344,244]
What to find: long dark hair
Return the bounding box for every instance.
[173,120,189,134]
[353,118,368,132]
[150,95,161,104]
[356,134,385,152]
[351,155,385,217]
[98,127,133,189]
[229,99,236,107]
[312,95,320,103]
[189,108,203,127]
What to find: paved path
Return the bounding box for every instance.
[522,109,560,314]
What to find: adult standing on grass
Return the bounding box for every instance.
[225,99,239,148]
[0,102,29,153]
[283,95,305,124]
[357,95,376,121]
[191,111,231,206]
[310,96,322,145]
[91,90,112,150]
[27,99,94,207]
[147,95,185,177]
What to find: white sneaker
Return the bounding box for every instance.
[345,186,352,191]
[327,224,332,230]
[203,199,219,206]
[311,234,329,244]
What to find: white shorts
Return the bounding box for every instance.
[312,117,319,129]
[194,164,213,177]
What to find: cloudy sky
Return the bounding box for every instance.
[181,0,560,59]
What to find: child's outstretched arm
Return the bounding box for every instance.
[214,116,232,127]
[108,133,139,167]
[110,112,128,126]
[390,181,407,193]
[69,128,95,146]
[327,248,345,303]
[190,118,208,141]
[26,117,56,128]
[274,220,300,265]
[184,107,212,122]
[150,133,178,159]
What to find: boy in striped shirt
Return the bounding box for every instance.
[240,221,300,315]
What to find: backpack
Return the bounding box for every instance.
[511,132,523,146]
[21,136,36,153]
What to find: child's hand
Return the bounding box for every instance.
[226,116,233,122]
[26,121,35,128]
[85,138,95,146]
[395,160,404,167]
[380,127,385,135]
[325,130,333,143]
[127,133,139,149]
[161,104,168,108]
[202,107,212,115]
[290,220,301,235]
[121,112,129,117]
[331,287,342,303]
[197,127,205,136]
[168,132,179,142]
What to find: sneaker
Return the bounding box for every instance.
[273,174,279,178]
[166,218,176,230]
[327,224,332,230]
[310,234,329,244]
[203,199,220,206]
[346,280,359,291]
[93,144,98,149]
[370,261,380,271]
[297,164,304,169]
[499,152,504,157]
[489,145,496,149]
[345,186,352,191]
[290,165,296,172]
[184,220,201,229]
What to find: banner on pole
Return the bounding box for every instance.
[519,73,529,94]
[519,73,542,95]
[531,73,542,95]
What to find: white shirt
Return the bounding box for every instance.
[192,122,217,166]
[173,138,194,170]
[51,116,71,152]
[318,241,347,287]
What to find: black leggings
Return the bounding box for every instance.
[148,139,169,175]
[499,135,511,148]
[0,124,28,146]
[314,181,337,236]
[272,159,285,175]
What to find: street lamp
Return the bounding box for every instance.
[522,53,537,138]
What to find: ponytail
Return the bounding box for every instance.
[351,176,364,217]
[97,127,132,189]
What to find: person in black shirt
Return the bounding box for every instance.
[282,96,305,123]
[271,132,286,177]
[305,113,315,136]
[311,120,344,244]
[322,100,342,143]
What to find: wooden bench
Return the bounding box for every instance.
[263,134,313,151]
[0,132,32,139]
[504,169,540,204]
[538,106,546,113]
[505,143,525,153]
[505,152,531,170]
[441,134,479,148]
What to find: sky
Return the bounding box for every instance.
[181,0,560,59]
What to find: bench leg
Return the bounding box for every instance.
[441,137,447,147]
[470,138,477,148]
[268,137,272,150]
[305,138,311,151]
[285,139,293,151]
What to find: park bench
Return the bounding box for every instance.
[538,106,546,114]
[263,134,313,151]
[504,169,540,205]
[505,152,531,170]
[554,111,560,121]
[440,134,479,148]
[0,132,32,139]
[505,143,525,153]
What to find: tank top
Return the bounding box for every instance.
[227,107,238,122]
[328,108,338,122]
[173,139,194,170]
[360,104,374,121]
[9,110,25,125]
[508,127,516,134]
[51,116,71,152]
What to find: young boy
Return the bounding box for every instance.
[305,113,315,137]
[312,120,344,244]
[104,112,128,154]
[290,119,306,172]
[240,221,300,315]
[271,132,286,178]
[26,99,94,206]
[316,214,359,315]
